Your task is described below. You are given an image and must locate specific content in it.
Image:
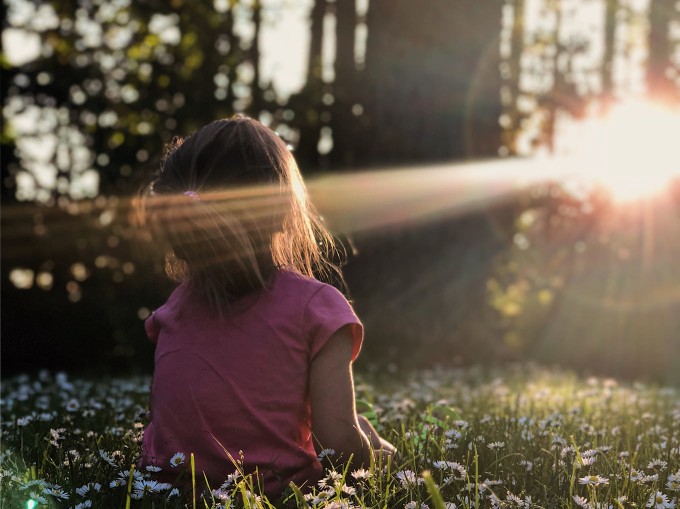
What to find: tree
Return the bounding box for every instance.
[287,0,327,172]
[647,0,678,103]
[329,0,358,169]
[601,0,619,109]
[357,0,504,164]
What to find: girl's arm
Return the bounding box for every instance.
[309,325,395,469]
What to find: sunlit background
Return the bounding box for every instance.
[2,0,679,382]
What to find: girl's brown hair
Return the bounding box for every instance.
[140,115,342,312]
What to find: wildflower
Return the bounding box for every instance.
[169,452,186,467]
[47,428,66,446]
[560,446,576,458]
[98,450,117,467]
[351,468,371,480]
[116,468,143,483]
[438,461,467,481]
[667,477,680,492]
[488,492,502,507]
[573,495,590,508]
[506,492,525,506]
[318,448,335,460]
[219,472,240,489]
[17,415,33,426]
[212,488,231,501]
[487,441,505,450]
[405,502,418,509]
[29,492,48,505]
[110,479,125,488]
[43,484,69,500]
[145,465,162,472]
[445,429,462,440]
[646,491,675,509]
[341,484,357,495]
[75,482,101,496]
[323,502,353,509]
[132,479,163,499]
[578,455,598,467]
[65,398,80,412]
[74,502,92,509]
[519,460,533,472]
[21,479,47,491]
[445,439,459,450]
[395,470,423,488]
[648,459,669,470]
[578,475,609,486]
[628,468,645,481]
[318,471,341,489]
[167,488,180,498]
[305,491,331,505]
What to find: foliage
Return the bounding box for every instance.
[2,365,679,508]
[485,181,680,383]
[2,0,273,202]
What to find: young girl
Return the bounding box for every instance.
[139,115,395,496]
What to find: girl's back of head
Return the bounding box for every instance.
[141,115,340,311]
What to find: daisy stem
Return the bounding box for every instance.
[191,452,196,509]
[125,464,134,509]
[473,443,479,509]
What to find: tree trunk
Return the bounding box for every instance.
[601,0,618,110]
[647,0,676,102]
[330,0,358,168]
[250,0,264,115]
[290,0,327,173]
[360,0,504,164]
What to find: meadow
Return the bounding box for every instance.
[1,364,678,509]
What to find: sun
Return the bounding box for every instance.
[564,100,680,202]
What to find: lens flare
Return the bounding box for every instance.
[561,100,680,203]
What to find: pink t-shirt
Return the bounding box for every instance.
[141,270,362,495]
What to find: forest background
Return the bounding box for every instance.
[2,0,679,383]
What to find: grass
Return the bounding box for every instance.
[1,364,678,508]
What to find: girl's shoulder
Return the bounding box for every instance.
[273,269,327,294]
[272,269,352,310]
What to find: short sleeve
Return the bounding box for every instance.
[144,312,160,343]
[305,285,363,362]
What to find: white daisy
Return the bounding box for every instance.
[43,484,69,500]
[646,491,675,509]
[169,452,185,467]
[573,495,590,509]
[578,475,608,486]
[351,468,371,480]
